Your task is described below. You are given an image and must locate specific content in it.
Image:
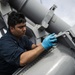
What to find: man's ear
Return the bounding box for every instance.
[10,26,15,32]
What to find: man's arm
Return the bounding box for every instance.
[31,44,37,49]
[20,44,44,66]
[31,43,42,49]
[20,33,57,66]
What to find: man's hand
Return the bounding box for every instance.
[42,33,57,50]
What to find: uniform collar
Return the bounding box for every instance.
[7,29,21,41]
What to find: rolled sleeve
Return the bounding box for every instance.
[23,36,33,50]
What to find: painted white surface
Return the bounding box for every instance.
[38,0,75,27]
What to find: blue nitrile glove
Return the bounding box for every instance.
[42,33,57,50]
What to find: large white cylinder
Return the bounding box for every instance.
[8,0,70,33]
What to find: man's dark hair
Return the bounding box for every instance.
[8,11,26,27]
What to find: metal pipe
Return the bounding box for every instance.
[8,0,70,33]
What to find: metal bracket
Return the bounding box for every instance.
[56,25,75,50]
[38,5,57,31]
[26,22,48,44]
[50,4,57,11]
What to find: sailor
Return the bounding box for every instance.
[0,11,57,75]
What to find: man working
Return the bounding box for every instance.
[0,11,57,75]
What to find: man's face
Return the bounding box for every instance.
[11,23,26,37]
